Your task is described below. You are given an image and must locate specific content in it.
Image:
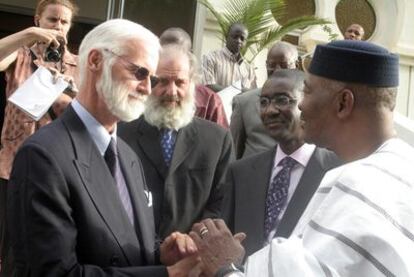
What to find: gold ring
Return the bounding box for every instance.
[199,226,209,238]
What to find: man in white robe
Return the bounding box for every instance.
[190,40,414,277]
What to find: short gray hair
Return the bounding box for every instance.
[78,19,160,86]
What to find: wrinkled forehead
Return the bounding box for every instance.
[39,3,73,17]
[262,77,299,97]
[157,52,190,77]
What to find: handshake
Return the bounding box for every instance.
[163,219,246,277]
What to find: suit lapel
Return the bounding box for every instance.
[118,140,156,264]
[61,107,142,265]
[135,117,169,178]
[168,122,196,174]
[276,148,325,238]
[236,149,276,241]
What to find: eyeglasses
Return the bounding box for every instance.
[266,61,296,70]
[259,95,297,109]
[103,48,159,88]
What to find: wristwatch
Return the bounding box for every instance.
[215,263,244,277]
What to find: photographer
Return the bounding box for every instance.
[0,0,79,273]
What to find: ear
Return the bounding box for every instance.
[335,88,354,119]
[87,49,104,72]
[34,15,39,26]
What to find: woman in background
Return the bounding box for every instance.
[0,1,79,273]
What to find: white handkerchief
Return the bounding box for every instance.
[144,190,153,207]
[8,66,68,121]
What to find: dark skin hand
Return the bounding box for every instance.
[190,219,246,277]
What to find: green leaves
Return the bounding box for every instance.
[198,0,330,62]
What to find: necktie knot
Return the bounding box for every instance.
[279,156,297,171]
[104,138,118,177]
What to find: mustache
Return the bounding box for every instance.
[158,95,180,103]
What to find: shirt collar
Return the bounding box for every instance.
[223,46,244,63]
[71,99,116,156]
[274,143,316,168]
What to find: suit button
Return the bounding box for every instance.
[110,255,120,266]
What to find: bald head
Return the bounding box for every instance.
[266,41,298,77]
[160,27,192,51]
[344,24,365,40]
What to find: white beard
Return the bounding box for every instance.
[144,83,196,130]
[96,59,146,122]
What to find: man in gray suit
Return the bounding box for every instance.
[222,69,341,256]
[230,41,298,159]
[118,45,234,239]
[5,19,198,276]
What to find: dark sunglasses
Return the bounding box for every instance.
[103,48,159,88]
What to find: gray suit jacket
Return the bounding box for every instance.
[6,106,166,277]
[230,88,276,159]
[118,116,234,239]
[222,146,341,256]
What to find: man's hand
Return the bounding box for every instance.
[190,219,246,277]
[160,231,198,266]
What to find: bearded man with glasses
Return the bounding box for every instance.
[222,69,341,257]
[118,44,234,240]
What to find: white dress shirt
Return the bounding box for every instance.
[266,143,316,242]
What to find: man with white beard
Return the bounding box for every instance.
[5,19,200,276]
[118,45,234,239]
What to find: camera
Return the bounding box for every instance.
[44,42,64,63]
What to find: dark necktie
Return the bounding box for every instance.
[160,129,176,167]
[104,138,134,225]
[264,156,297,240]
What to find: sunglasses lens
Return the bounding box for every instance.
[150,76,159,88]
[135,67,149,80]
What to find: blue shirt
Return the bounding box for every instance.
[71,99,116,156]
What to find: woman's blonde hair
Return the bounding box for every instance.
[35,0,79,18]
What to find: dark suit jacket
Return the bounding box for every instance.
[118,116,234,239]
[222,146,341,256]
[5,106,167,277]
